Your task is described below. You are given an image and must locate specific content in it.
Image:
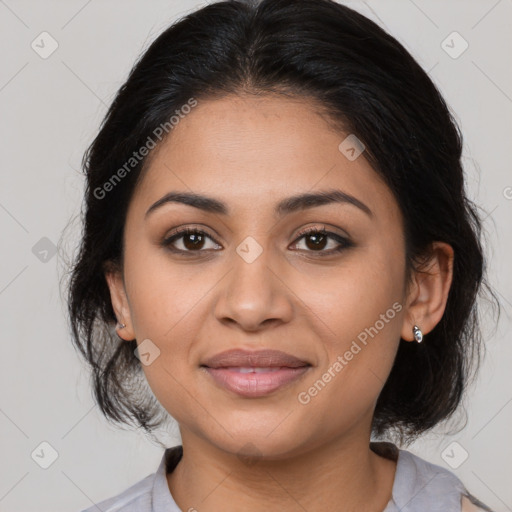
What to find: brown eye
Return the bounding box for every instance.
[182,231,205,250]
[303,231,328,250]
[292,227,353,255]
[161,226,353,256]
[162,228,221,253]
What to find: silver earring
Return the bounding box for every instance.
[412,325,423,343]
[117,322,126,329]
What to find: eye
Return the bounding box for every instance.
[162,227,221,254]
[161,225,353,256]
[291,226,353,255]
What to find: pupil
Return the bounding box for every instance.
[306,232,327,250]
[184,233,204,250]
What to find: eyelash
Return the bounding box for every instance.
[161,225,353,257]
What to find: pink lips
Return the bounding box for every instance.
[201,349,311,398]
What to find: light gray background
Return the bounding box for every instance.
[0,1,511,511]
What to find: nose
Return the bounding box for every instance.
[213,243,295,332]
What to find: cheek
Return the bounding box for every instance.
[124,243,209,338]
[294,244,404,410]
[122,249,204,401]
[296,243,405,347]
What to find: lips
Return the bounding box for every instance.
[200,349,311,398]
[201,348,310,369]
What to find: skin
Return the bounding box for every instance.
[105,93,454,511]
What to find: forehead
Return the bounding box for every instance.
[130,93,398,222]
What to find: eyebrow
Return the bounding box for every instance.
[145,188,373,219]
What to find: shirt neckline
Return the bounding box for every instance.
[151,442,402,511]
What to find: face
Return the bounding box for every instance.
[106,93,422,459]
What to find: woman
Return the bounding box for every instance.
[67,0,498,510]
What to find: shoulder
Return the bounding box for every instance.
[385,446,494,512]
[79,472,155,512]
[461,493,495,512]
[79,446,183,512]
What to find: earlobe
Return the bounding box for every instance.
[400,242,454,342]
[103,262,136,341]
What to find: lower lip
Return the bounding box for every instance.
[202,366,310,398]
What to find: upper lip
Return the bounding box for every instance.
[201,349,311,369]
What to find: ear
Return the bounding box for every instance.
[103,261,136,341]
[400,242,454,342]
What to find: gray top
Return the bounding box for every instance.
[80,442,493,512]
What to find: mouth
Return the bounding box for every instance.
[200,349,312,398]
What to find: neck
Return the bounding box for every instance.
[166,428,397,511]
